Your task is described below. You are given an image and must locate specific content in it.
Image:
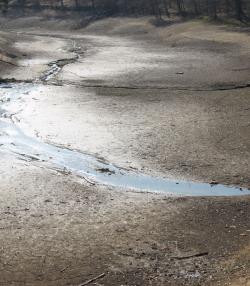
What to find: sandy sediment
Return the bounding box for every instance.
[0,17,249,285]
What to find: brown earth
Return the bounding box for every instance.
[0,17,249,285]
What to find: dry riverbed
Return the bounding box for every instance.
[0,17,249,285]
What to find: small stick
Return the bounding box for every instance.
[78,273,105,286]
[75,174,96,186]
[81,175,96,186]
[60,265,70,273]
[172,252,208,260]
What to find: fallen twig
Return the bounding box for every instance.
[78,273,105,286]
[81,176,96,186]
[172,252,208,260]
[60,265,70,273]
[75,173,96,186]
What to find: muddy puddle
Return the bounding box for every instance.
[1,83,250,197]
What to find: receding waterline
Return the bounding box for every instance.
[0,120,249,197]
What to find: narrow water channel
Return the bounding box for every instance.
[0,79,249,197]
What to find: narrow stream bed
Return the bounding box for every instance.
[0,119,249,196]
[1,76,250,197]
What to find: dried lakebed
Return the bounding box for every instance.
[0,82,249,197]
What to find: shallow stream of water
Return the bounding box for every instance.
[0,82,249,197]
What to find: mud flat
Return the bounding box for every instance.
[0,17,249,285]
